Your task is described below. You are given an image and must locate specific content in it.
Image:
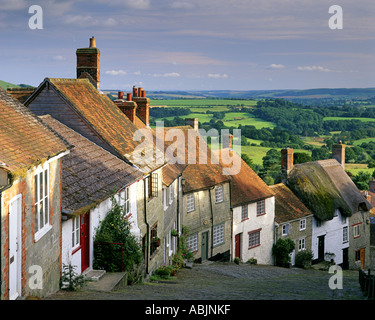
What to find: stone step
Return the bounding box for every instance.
[84,272,128,292]
[83,269,106,282]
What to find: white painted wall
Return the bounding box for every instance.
[232,196,275,265]
[61,182,140,275]
[311,209,349,264]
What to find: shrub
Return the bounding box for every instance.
[234,257,240,265]
[295,250,314,269]
[272,238,295,268]
[60,264,85,291]
[94,197,143,284]
[247,258,257,265]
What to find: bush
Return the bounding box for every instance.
[94,197,143,284]
[272,238,295,268]
[60,264,85,291]
[247,258,257,265]
[234,257,240,265]
[295,250,313,269]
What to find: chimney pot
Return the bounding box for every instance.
[89,36,96,48]
[118,91,123,100]
[185,118,199,131]
[133,86,138,98]
[127,93,132,101]
[141,90,146,98]
[281,147,293,182]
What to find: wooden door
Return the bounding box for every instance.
[201,231,209,262]
[359,248,365,270]
[235,233,241,259]
[318,235,325,261]
[9,195,22,300]
[80,212,90,272]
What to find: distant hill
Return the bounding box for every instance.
[134,88,375,101]
[0,80,33,90]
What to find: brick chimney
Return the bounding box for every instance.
[332,140,345,169]
[281,147,293,182]
[132,86,150,127]
[185,118,199,131]
[114,91,137,124]
[76,36,100,91]
[369,177,375,193]
[222,133,233,149]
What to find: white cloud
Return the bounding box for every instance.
[64,15,117,27]
[53,55,66,61]
[268,64,285,69]
[152,72,180,77]
[105,70,127,76]
[297,65,331,72]
[208,73,228,79]
[0,0,26,10]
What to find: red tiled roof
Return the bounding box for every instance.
[270,183,312,223]
[0,88,69,174]
[29,78,164,174]
[214,149,275,207]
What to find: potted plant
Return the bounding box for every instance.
[152,237,160,247]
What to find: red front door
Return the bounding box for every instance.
[235,233,241,259]
[80,212,90,272]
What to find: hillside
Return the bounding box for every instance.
[0,80,20,90]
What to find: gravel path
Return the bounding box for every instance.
[47,262,366,300]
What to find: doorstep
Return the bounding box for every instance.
[83,272,128,292]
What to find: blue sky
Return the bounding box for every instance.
[0,0,374,91]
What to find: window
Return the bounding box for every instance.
[213,224,225,247]
[282,224,289,236]
[150,224,158,255]
[298,238,305,251]
[299,219,306,231]
[169,183,174,204]
[215,185,223,203]
[343,226,348,243]
[241,205,248,221]
[123,187,130,215]
[248,229,261,248]
[72,216,80,249]
[163,188,168,210]
[148,173,158,199]
[353,223,361,238]
[187,234,198,252]
[34,165,50,238]
[256,200,265,216]
[187,193,195,212]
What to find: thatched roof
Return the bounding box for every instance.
[287,159,371,221]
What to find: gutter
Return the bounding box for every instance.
[0,171,14,300]
[208,186,214,259]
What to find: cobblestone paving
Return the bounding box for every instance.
[47,262,366,300]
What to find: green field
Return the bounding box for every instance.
[323,117,375,122]
[353,137,375,146]
[345,163,373,176]
[150,99,257,108]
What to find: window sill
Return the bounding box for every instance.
[256,213,266,217]
[241,217,249,222]
[72,245,81,255]
[34,224,52,242]
[248,244,261,250]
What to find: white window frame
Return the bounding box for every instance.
[187,233,198,252]
[124,187,130,215]
[343,226,348,243]
[163,188,168,210]
[169,183,174,205]
[353,224,361,238]
[298,238,305,251]
[213,223,225,247]
[282,223,289,236]
[299,218,306,231]
[72,216,80,250]
[215,185,224,203]
[187,193,195,212]
[34,163,52,241]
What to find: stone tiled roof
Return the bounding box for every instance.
[40,115,142,215]
[214,149,275,207]
[270,183,312,224]
[30,78,164,174]
[0,88,69,175]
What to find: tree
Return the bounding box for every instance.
[272,238,295,268]
[293,152,312,164]
[351,171,372,191]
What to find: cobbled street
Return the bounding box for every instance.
[47,262,367,300]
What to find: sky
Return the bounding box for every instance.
[0,0,374,91]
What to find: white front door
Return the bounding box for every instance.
[9,195,22,300]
